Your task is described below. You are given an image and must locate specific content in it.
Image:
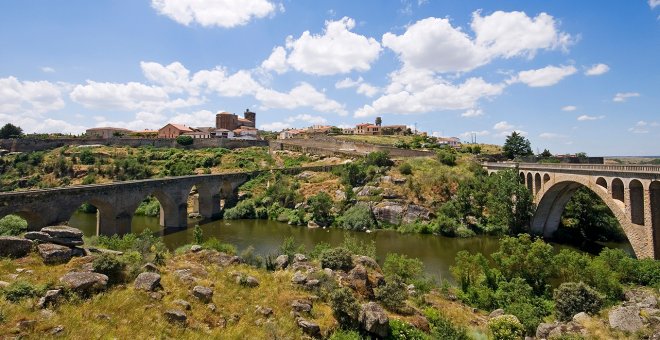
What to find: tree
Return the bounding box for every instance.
[539,149,552,158]
[307,191,334,226]
[0,123,23,139]
[375,117,382,126]
[175,135,193,146]
[502,132,532,160]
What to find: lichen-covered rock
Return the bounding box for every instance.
[243,276,260,287]
[372,201,404,224]
[403,204,433,224]
[489,308,505,319]
[41,226,83,238]
[164,310,187,325]
[0,236,32,258]
[274,255,289,270]
[292,271,307,285]
[347,264,375,299]
[190,245,202,252]
[353,255,381,271]
[37,243,72,264]
[134,272,162,292]
[174,299,191,310]
[37,289,62,309]
[296,317,321,338]
[293,253,308,263]
[609,306,644,332]
[192,285,213,302]
[291,299,313,314]
[359,302,389,338]
[60,272,108,295]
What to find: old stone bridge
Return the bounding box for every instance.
[484,162,660,259]
[0,165,337,237]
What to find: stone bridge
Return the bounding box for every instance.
[483,162,660,259]
[0,165,338,236]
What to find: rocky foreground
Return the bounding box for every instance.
[0,228,659,339]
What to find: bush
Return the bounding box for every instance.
[0,214,27,236]
[365,151,394,167]
[506,302,548,336]
[488,315,525,340]
[92,253,126,285]
[176,135,193,146]
[3,280,45,302]
[79,149,95,165]
[203,237,237,255]
[388,319,428,340]
[329,330,363,340]
[307,191,334,226]
[135,197,160,217]
[375,278,408,313]
[338,204,376,231]
[398,162,413,175]
[321,247,353,271]
[437,149,457,166]
[383,253,424,283]
[341,234,377,258]
[330,287,360,329]
[193,225,203,244]
[223,199,256,219]
[554,282,604,322]
[423,308,469,340]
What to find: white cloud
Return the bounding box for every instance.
[151,0,279,28]
[261,46,289,74]
[460,130,490,138]
[141,61,194,94]
[650,0,660,9]
[539,132,566,139]
[285,17,381,75]
[382,11,572,73]
[335,77,380,97]
[41,67,55,73]
[0,114,85,134]
[170,109,216,127]
[629,120,659,133]
[512,65,577,87]
[584,63,609,76]
[493,121,514,131]
[613,92,640,102]
[577,115,604,121]
[0,76,65,116]
[492,120,526,137]
[256,82,347,115]
[561,105,577,111]
[461,108,483,117]
[259,121,290,131]
[286,114,328,125]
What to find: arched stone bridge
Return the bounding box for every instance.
[0,165,338,237]
[483,162,660,259]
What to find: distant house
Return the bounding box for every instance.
[437,137,462,148]
[278,129,304,139]
[86,127,132,139]
[182,131,210,139]
[233,127,258,139]
[214,128,234,138]
[355,123,380,135]
[131,129,158,138]
[342,127,355,135]
[158,123,193,138]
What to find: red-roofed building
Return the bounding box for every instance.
[355,123,380,135]
[158,123,193,138]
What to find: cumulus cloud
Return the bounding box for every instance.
[0,76,65,116]
[584,63,609,76]
[493,120,526,137]
[151,0,279,28]
[512,65,577,87]
[577,115,604,121]
[286,114,328,125]
[257,82,347,116]
[539,132,566,139]
[493,121,514,131]
[283,17,381,75]
[613,92,640,102]
[259,121,290,131]
[335,77,380,97]
[461,108,483,117]
[382,11,572,73]
[41,67,55,73]
[650,0,660,9]
[561,105,577,111]
[629,120,659,134]
[460,130,490,138]
[0,113,85,134]
[260,46,289,74]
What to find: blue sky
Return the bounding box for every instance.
[0,0,658,156]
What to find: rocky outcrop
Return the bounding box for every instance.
[296,317,321,338]
[359,302,389,338]
[609,306,644,332]
[134,272,162,292]
[192,285,213,303]
[0,236,32,258]
[354,185,380,197]
[37,289,62,309]
[60,272,108,295]
[164,310,187,325]
[403,204,433,224]
[35,226,84,247]
[346,265,375,299]
[37,243,72,264]
[291,299,313,314]
[373,201,404,225]
[292,271,307,285]
[174,299,191,310]
[274,255,289,270]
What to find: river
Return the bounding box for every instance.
[68,212,634,282]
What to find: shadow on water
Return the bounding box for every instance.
[68,211,635,282]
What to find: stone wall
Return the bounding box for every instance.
[0,138,268,152]
[270,138,434,158]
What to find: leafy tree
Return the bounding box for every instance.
[539,149,552,158]
[485,170,535,234]
[321,247,353,271]
[337,203,377,231]
[553,282,604,321]
[338,162,367,187]
[0,123,23,138]
[330,288,360,329]
[575,152,587,158]
[502,131,532,160]
[492,234,554,295]
[307,191,334,226]
[560,187,625,242]
[437,148,457,166]
[364,151,393,167]
[175,135,193,146]
[375,116,382,126]
[383,253,424,283]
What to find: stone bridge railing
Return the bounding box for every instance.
[0,165,341,236]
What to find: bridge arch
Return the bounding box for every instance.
[532,177,642,257]
[519,172,525,184]
[629,180,645,225]
[534,173,542,194]
[596,177,607,189]
[526,173,533,192]
[543,173,550,185]
[612,178,625,202]
[651,181,660,257]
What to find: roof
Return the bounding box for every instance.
[161,123,193,132]
[237,118,252,123]
[217,111,233,115]
[87,127,132,132]
[356,123,379,128]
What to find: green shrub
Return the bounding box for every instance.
[375,278,408,313]
[223,199,256,219]
[175,135,193,146]
[365,151,394,167]
[135,197,160,216]
[506,302,548,336]
[338,204,376,231]
[554,282,604,322]
[399,162,413,175]
[193,225,203,244]
[488,314,525,340]
[203,237,237,255]
[0,214,27,236]
[82,173,97,185]
[321,247,353,271]
[330,287,360,329]
[92,253,126,285]
[437,149,457,166]
[388,319,428,340]
[310,242,332,260]
[3,280,46,302]
[79,149,95,165]
[423,308,469,340]
[240,246,263,268]
[383,253,424,283]
[307,191,334,226]
[329,329,363,340]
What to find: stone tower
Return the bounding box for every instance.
[244,109,256,125]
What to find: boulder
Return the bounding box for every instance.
[190,245,202,252]
[296,317,321,338]
[305,279,321,290]
[60,272,108,295]
[164,310,187,325]
[274,255,289,270]
[37,289,62,309]
[293,253,308,263]
[142,263,159,273]
[40,226,84,246]
[347,264,374,299]
[87,247,123,256]
[359,302,389,338]
[291,299,313,314]
[0,236,32,258]
[536,322,559,339]
[174,299,191,310]
[489,308,505,319]
[353,255,380,271]
[24,231,52,243]
[192,285,213,303]
[292,271,307,285]
[380,188,400,199]
[403,204,433,224]
[355,185,380,197]
[572,312,590,324]
[243,276,260,287]
[134,272,162,292]
[307,220,320,229]
[256,306,273,317]
[335,189,346,201]
[37,243,72,264]
[547,321,585,339]
[373,201,404,224]
[16,319,37,331]
[609,306,644,332]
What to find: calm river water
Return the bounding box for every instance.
[68,212,633,282]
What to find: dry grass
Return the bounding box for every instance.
[298,172,343,202]
[0,253,338,339]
